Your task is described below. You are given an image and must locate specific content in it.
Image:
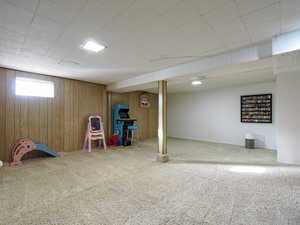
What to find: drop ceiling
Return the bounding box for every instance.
[158,69,276,93]
[121,58,276,93]
[0,0,299,85]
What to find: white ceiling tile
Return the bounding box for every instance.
[112,13,180,53]
[162,1,203,28]
[153,0,183,15]
[242,2,281,42]
[0,36,22,49]
[0,26,25,43]
[248,19,280,43]
[212,17,244,35]
[281,0,300,18]
[37,0,87,25]
[0,43,19,54]
[77,0,136,30]
[281,15,300,34]
[28,15,65,42]
[94,0,162,39]
[214,19,251,46]
[22,38,54,56]
[187,0,230,15]
[0,0,34,34]
[281,0,300,33]
[204,1,239,28]
[236,0,278,16]
[242,2,280,25]
[203,2,251,49]
[4,0,39,12]
[175,24,223,56]
[121,0,183,17]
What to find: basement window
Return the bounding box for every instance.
[15,77,54,98]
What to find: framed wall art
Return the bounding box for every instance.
[241,94,272,123]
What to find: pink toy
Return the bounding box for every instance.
[10,138,61,166]
[83,116,107,152]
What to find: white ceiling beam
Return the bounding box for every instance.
[273,29,300,55]
[273,50,300,74]
[108,42,272,92]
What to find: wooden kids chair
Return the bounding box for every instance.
[83,116,107,152]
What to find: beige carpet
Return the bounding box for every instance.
[1,138,300,225]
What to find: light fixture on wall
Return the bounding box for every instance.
[81,40,106,53]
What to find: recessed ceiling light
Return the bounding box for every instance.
[82,40,106,53]
[191,80,202,86]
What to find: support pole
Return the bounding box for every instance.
[107,91,112,138]
[157,80,168,162]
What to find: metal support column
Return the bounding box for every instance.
[157,80,168,162]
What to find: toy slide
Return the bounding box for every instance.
[35,143,61,157]
[10,139,61,166]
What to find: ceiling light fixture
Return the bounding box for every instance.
[191,80,202,86]
[82,40,106,53]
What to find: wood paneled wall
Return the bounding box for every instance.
[0,68,107,162]
[111,91,158,140]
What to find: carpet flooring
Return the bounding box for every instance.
[1,138,300,225]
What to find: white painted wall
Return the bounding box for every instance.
[277,72,300,164]
[168,82,277,149]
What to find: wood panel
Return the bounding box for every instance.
[0,68,7,161]
[111,91,158,140]
[6,70,16,160]
[0,68,107,162]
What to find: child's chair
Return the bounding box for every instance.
[127,125,139,145]
[83,116,106,152]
